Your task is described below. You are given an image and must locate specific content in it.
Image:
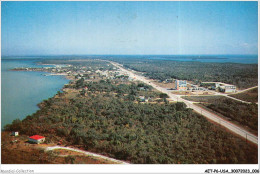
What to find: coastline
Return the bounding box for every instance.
[3,59,258,164]
[11,66,74,81]
[2,62,131,164]
[2,60,70,129]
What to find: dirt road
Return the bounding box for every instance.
[45,146,129,164]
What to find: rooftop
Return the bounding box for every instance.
[29,135,45,140]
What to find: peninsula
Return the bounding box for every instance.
[2,58,258,164]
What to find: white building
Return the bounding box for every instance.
[216,83,236,93]
[202,82,236,93]
[11,131,19,136]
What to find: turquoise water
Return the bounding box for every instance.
[1,59,69,129]
[3,55,258,64]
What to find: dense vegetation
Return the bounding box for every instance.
[229,88,258,103]
[110,59,257,89]
[75,79,156,100]
[5,80,257,164]
[182,96,258,132]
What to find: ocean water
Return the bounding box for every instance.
[3,55,258,64]
[1,59,69,129]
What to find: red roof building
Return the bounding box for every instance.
[28,135,45,144]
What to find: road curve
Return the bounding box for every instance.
[45,146,129,164]
[109,61,258,145]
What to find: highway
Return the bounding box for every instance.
[110,61,258,145]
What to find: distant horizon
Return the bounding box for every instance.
[1,54,258,58]
[2,54,258,65]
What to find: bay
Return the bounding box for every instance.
[1,59,69,129]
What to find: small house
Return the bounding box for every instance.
[139,96,145,102]
[11,131,19,136]
[28,135,45,144]
[139,87,145,91]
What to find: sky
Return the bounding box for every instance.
[1,1,258,56]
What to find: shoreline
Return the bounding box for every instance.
[3,61,132,164]
[3,59,258,164]
[2,63,72,129]
[11,66,74,81]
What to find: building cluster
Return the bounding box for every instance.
[174,80,236,93]
[201,82,236,93]
[174,80,206,91]
[98,69,135,81]
[74,68,122,80]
